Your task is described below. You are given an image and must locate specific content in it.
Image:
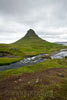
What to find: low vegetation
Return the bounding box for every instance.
[0,57,22,66]
[0,67,67,100]
[0,58,67,79]
[0,29,67,100]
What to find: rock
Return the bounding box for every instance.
[14,81,17,83]
[65,56,67,59]
[35,78,39,83]
[18,79,22,82]
[28,81,31,84]
[57,73,64,77]
[41,55,51,59]
[10,48,19,51]
[0,51,11,57]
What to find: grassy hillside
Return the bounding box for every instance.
[0,29,67,65]
[13,29,66,55]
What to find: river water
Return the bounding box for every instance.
[51,49,67,59]
[0,50,67,71]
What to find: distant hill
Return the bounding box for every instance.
[55,42,67,46]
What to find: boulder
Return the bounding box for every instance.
[10,48,19,51]
[0,51,11,57]
[57,73,64,77]
[41,55,51,59]
[65,56,67,59]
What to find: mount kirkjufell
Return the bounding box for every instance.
[0,29,62,57]
[24,29,39,38]
[15,29,46,44]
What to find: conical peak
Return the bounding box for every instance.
[27,29,35,33]
[14,29,46,44]
[25,29,38,37]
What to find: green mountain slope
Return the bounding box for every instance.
[12,29,65,56]
[14,29,46,44]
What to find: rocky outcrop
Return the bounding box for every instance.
[0,51,11,57]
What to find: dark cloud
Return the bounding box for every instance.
[0,0,67,43]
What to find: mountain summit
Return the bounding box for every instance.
[23,29,39,39]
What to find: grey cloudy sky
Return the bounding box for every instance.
[0,0,67,43]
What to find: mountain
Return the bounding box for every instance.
[24,29,39,38]
[15,29,45,44]
[55,42,67,46]
[12,29,64,56]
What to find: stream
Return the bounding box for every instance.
[0,49,67,71]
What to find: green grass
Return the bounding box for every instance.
[0,57,22,65]
[0,41,66,57]
[0,58,67,79]
[0,29,67,77]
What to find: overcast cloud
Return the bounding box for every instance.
[0,0,67,43]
